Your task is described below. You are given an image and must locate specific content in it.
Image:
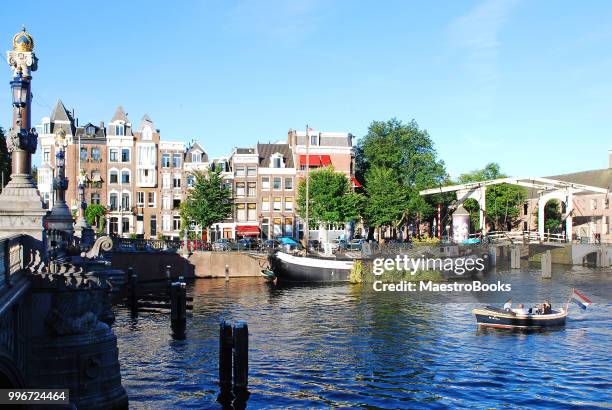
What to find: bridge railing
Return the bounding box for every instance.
[483,231,567,244]
[0,234,29,288]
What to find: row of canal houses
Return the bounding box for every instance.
[36,100,359,241]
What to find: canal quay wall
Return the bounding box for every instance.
[110,251,264,280]
[187,252,265,278]
[495,243,612,266]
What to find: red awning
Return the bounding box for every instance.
[236,225,260,236]
[351,177,362,188]
[299,155,322,167]
[320,155,332,166]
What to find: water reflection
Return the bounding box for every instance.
[114,265,612,409]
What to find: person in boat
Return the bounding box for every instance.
[503,299,512,312]
[513,303,528,315]
[543,300,552,314]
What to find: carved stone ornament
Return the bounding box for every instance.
[6,50,37,77]
[81,236,113,259]
[6,127,37,154]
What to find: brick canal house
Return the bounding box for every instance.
[38,106,357,241]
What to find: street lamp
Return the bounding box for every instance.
[10,73,28,107]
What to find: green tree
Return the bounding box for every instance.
[537,200,563,231]
[297,167,363,228]
[356,118,449,233]
[0,127,10,189]
[363,166,407,231]
[84,204,107,233]
[457,163,526,231]
[180,169,232,236]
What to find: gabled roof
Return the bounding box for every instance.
[111,106,129,123]
[257,143,294,168]
[50,99,72,122]
[138,113,155,132]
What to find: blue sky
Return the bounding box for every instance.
[2,0,612,178]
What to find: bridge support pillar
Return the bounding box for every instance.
[488,246,497,267]
[541,250,552,279]
[596,248,609,268]
[510,246,521,269]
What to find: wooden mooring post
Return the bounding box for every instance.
[541,250,552,279]
[218,319,250,408]
[510,246,521,269]
[127,266,139,311]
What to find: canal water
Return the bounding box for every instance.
[114,265,612,409]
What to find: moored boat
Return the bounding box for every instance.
[269,251,354,283]
[472,306,568,329]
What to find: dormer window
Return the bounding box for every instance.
[141,125,152,140]
[192,152,201,163]
[270,153,284,168]
[43,122,50,134]
[86,125,95,135]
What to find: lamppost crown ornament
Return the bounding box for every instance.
[7,27,37,77]
[12,27,34,52]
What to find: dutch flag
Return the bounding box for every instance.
[571,289,592,310]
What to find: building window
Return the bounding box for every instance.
[121,148,130,162]
[91,193,100,205]
[262,197,269,211]
[162,153,170,168]
[273,157,281,168]
[173,215,181,231]
[163,196,171,210]
[235,166,245,177]
[247,166,257,177]
[173,197,181,209]
[187,174,195,187]
[261,218,269,239]
[273,197,281,211]
[43,149,50,163]
[115,124,124,136]
[173,174,181,189]
[284,217,293,236]
[109,193,118,211]
[173,153,181,168]
[109,170,118,184]
[523,203,528,215]
[273,218,282,237]
[262,177,270,190]
[605,197,610,210]
[236,182,245,197]
[247,203,256,221]
[150,215,157,237]
[80,147,88,161]
[121,170,130,184]
[236,204,246,221]
[162,173,171,189]
[43,123,50,134]
[122,217,130,233]
[273,177,281,190]
[148,192,156,208]
[121,192,130,210]
[285,178,293,190]
[191,152,201,162]
[91,147,101,161]
[109,149,118,162]
[138,168,155,186]
[110,217,118,235]
[163,215,171,232]
[285,197,293,211]
[311,134,318,146]
[137,192,145,207]
[247,182,256,197]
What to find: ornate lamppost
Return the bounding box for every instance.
[74,169,94,247]
[46,128,74,243]
[0,27,46,239]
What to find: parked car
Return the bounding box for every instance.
[330,239,348,252]
[212,238,232,251]
[276,237,303,252]
[263,239,280,250]
[233,238,257,250]
[346,238,367,251]
[307,239,321,252]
